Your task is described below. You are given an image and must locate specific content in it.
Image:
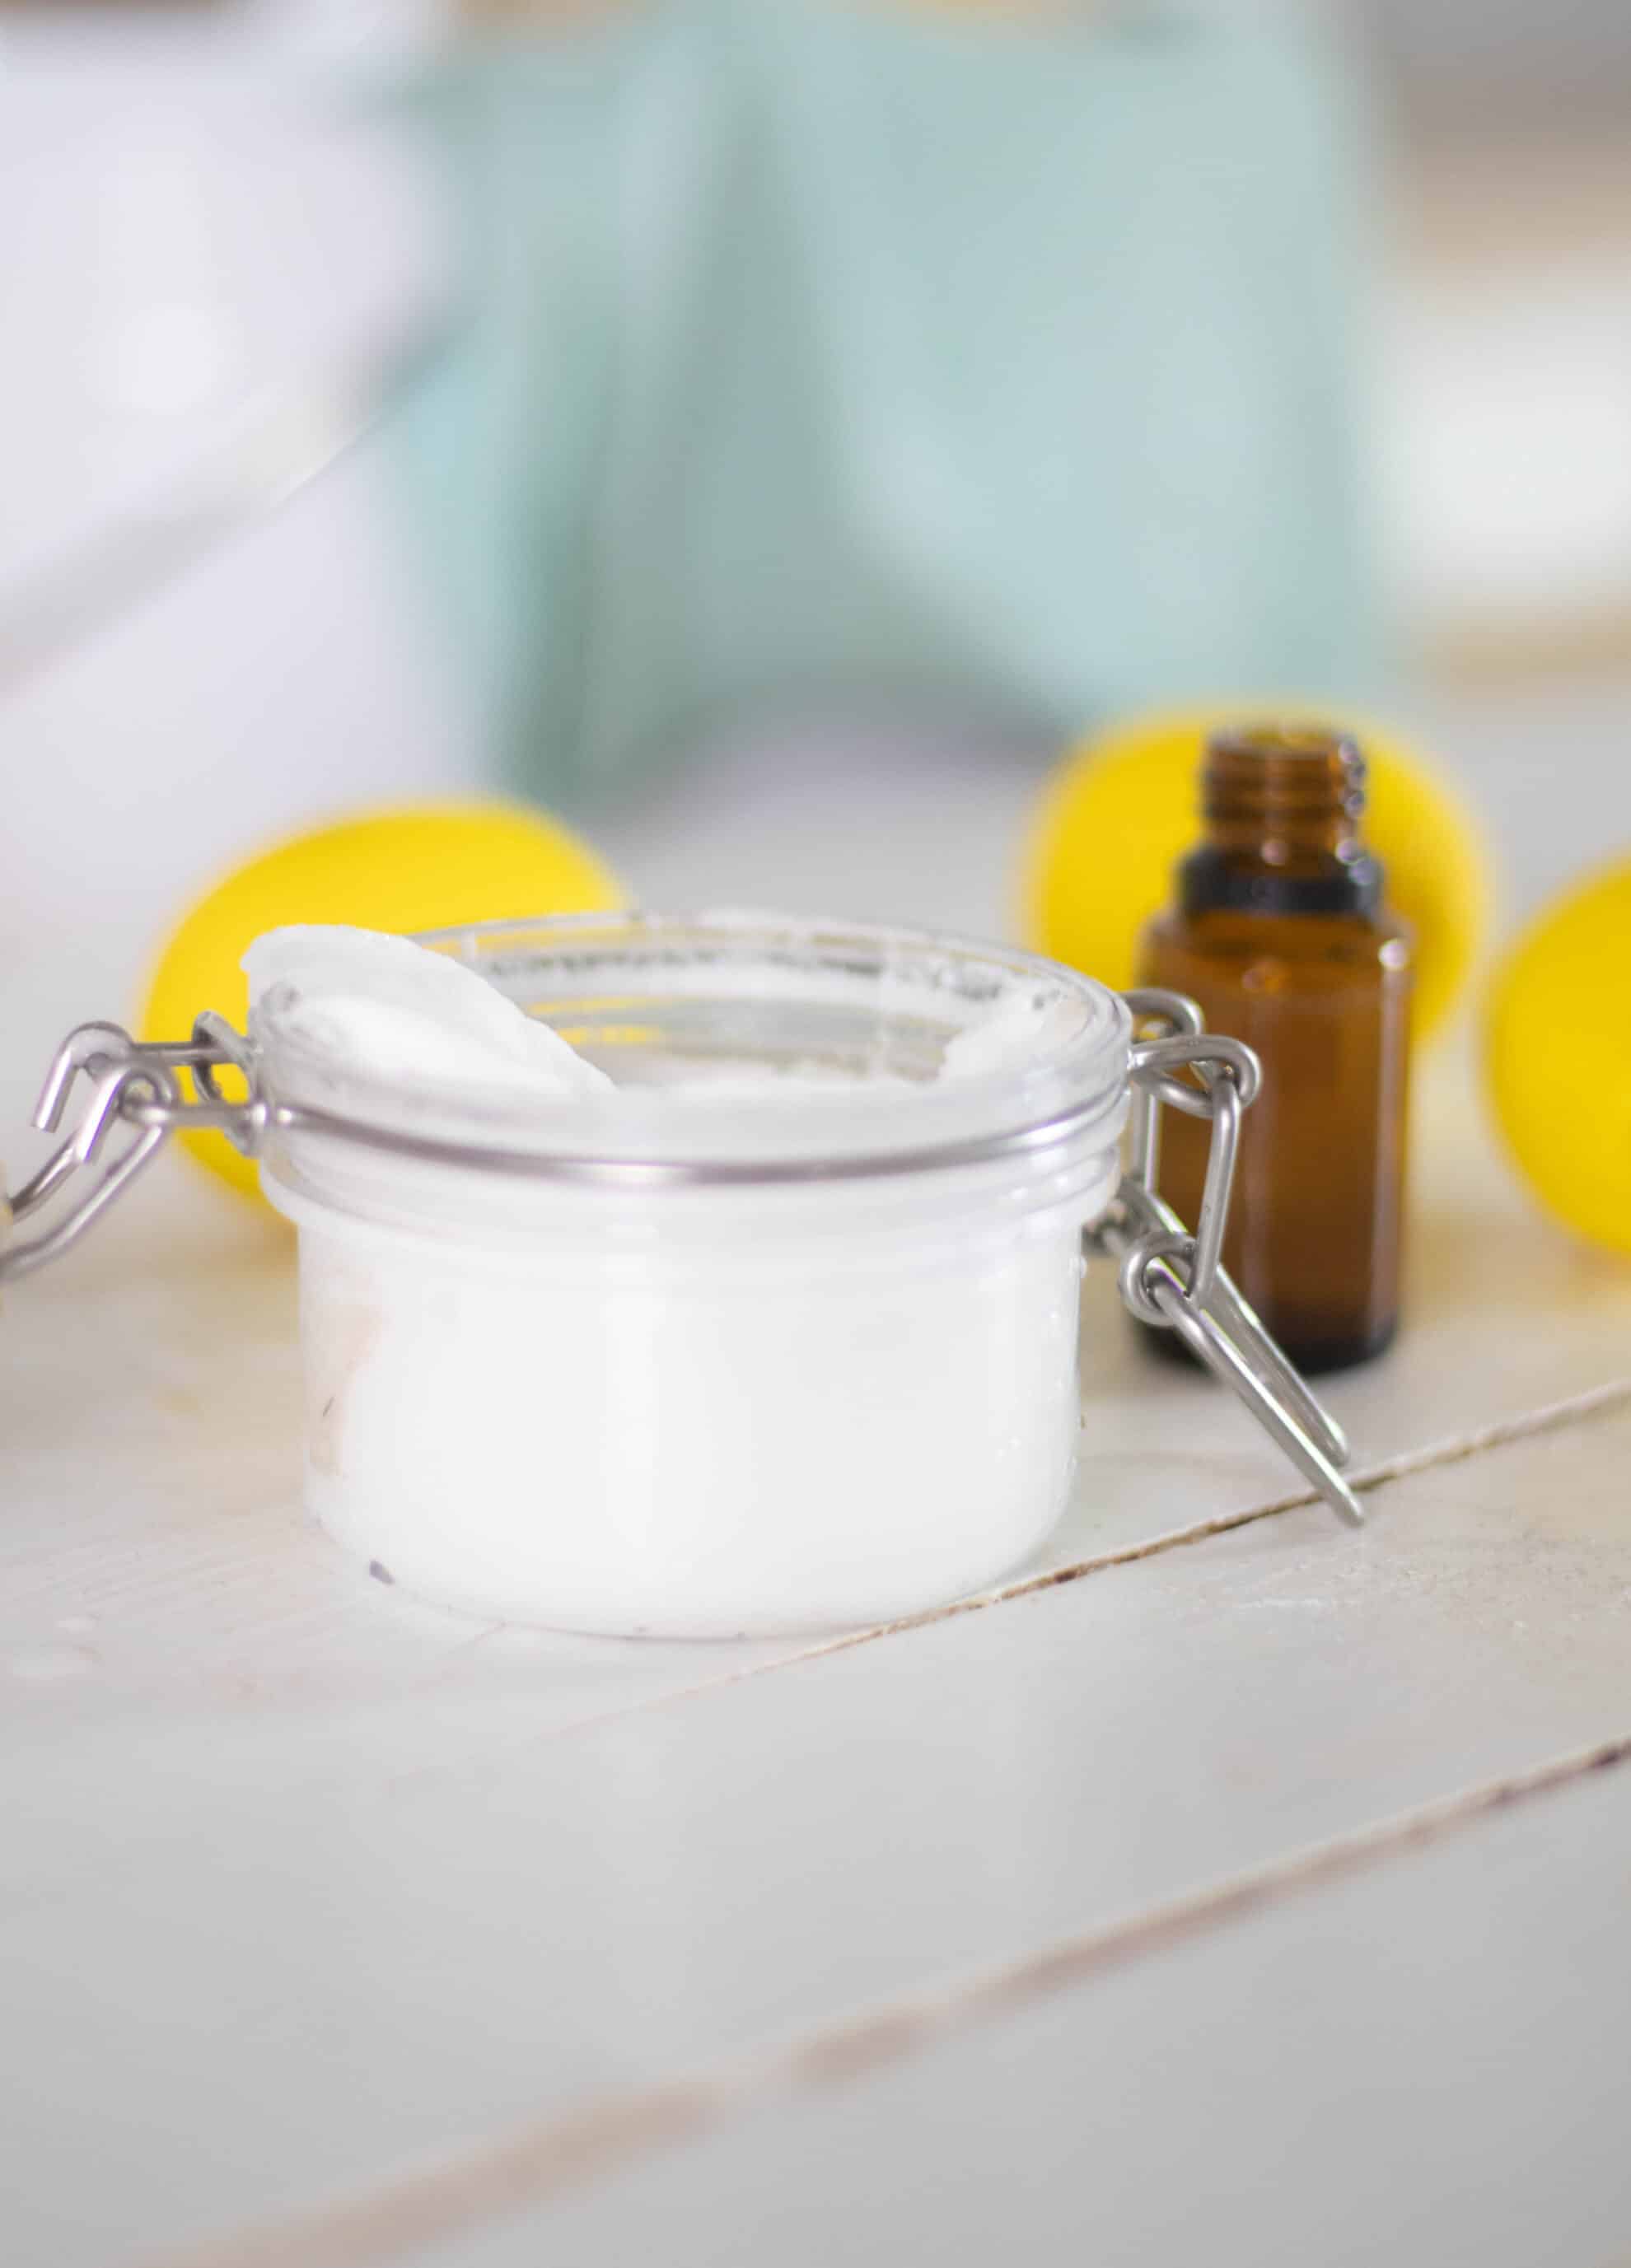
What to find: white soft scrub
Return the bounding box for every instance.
[245,926,1069,1100]
[248,918,1123,1638]
[940,989,1084,1080]
[243,926,614,1096]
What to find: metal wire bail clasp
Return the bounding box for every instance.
[1093,989,1365,1528]
[0,1017,264,1286]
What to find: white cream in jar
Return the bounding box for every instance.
[246,913,1131,1637]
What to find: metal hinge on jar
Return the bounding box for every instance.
[1088,988,1363,1527]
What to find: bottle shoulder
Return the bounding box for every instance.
[1143,903,1414,970]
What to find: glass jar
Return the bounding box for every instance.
[250,912,1130,1637]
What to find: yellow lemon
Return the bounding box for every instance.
[1017,703,1491,1043]
[140,800,624,1199]
[1485,859,1631,1256]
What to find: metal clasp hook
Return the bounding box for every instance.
[1,1018,265,1287]
[2,1027,180,1284]
[1093,988,1364,1528]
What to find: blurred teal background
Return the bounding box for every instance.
[393,0,1381,801]
[4,0,1631,1130]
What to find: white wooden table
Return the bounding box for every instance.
[5,722,1631,2268]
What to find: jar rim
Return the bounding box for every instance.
[250,909,1131,1188]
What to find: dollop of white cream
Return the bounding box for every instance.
[245,926,1082,1100]
[940,990,1082,1080]
[243,926,615,1097]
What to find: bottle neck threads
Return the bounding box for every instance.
[1181,723,1381,917]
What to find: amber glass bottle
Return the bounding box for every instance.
[1137,724,1414,1372]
